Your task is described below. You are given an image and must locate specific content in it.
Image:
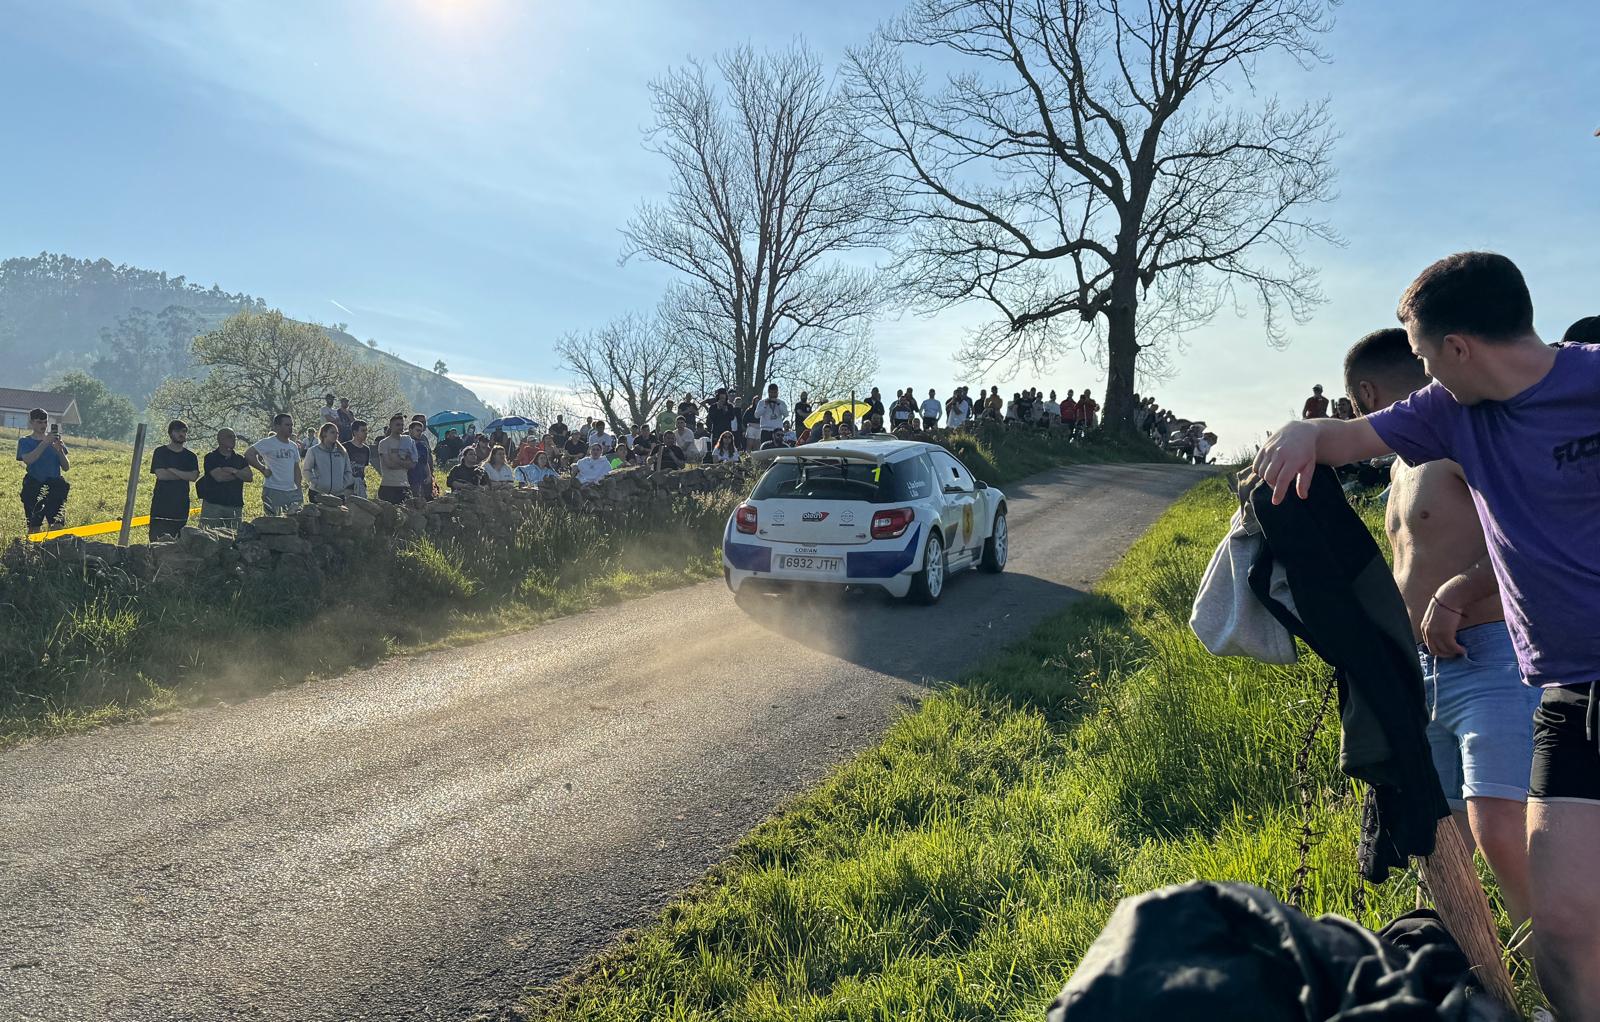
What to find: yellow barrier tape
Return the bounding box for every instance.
[27,506,202,542]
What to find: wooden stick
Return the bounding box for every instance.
[1420,817,1517,1009]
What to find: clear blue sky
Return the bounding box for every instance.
[4,0,1597,449]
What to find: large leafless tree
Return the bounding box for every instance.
[556,313,686,432]
[846,0,1339,429]
[626,45,894,401]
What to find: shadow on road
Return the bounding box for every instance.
[730,569,1087,688]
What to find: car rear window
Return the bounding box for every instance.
[751,457,932,503]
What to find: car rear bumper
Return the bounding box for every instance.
[722,522,922,597]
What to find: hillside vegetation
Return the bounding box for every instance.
[0,253,493,421]
[533,476,1543,1020]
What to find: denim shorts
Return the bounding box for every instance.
[1419,621,1542,809]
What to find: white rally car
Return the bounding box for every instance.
[721,438,1008,604]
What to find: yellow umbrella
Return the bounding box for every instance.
[803,400,872,430]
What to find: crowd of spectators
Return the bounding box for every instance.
[15,377,1216,540]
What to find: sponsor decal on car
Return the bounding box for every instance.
[801,510,830,522]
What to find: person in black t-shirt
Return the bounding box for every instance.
[446,446,489,490]
[653,432,687,470]
[563,431,586,458]
[198,427,253,528]
[150,419,200,540]
[866,387,885,419]
[677,393,699,429]
[344,420,371,498]
[792,391,812,428]
[705,389,736,441]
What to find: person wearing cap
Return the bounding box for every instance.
[1302,384,1330,419]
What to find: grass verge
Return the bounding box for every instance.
[531,474,1542,1020]
[1,426,1162,744]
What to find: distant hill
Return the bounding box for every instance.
[0,253,494,421]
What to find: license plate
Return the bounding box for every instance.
[777,554,841,573]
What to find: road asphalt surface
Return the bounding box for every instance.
[0,461,1211,1022]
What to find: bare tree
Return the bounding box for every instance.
[626,45,895,400]
[504,384,578,427]
[778,330,881,402]
[846,0,1339,429]
[556,313,686,432]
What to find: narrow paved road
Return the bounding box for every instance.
[0,462,1210,1022]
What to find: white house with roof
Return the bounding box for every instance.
[0,388,81,431]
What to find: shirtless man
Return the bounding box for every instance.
[1261,251,1600,1020]
[1302,384,1330,419]
[1344,328,1541,925]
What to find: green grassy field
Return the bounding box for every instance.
[2,426,1163,742]
[531,475,1544,1020]
[3,434,282,543]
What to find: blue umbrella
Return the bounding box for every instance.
[426,410,476,438]
[486,415,539,433]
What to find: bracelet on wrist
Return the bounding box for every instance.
[1430,594,1465,617]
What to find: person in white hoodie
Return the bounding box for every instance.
[303,423,354,498]
[573,442,612,485]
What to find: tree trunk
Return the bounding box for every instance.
[1102,276,1139,433]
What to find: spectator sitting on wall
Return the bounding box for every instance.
[16,407,71,534]
[574,442,612,485]
[713,431,739,462]
[612,437,638,467]
[672,416,697,457]
[514,450,558,487]
[149,419,200,540]
[198,427,253,528]
[482,445,515,486]
[447,446,488,489]
[303,422,354,500]
[655,431,688,469]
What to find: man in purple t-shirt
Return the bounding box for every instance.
[1256,252,1600,1019]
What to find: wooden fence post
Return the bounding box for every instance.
[118,423,147,548]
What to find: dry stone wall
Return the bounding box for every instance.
[5,460,763,589]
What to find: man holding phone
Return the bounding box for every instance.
[16,408,71,534]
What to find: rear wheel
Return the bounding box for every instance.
[907,530,945,605]
[980,510,1008,573]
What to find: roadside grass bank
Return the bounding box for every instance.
[532,474,1541,1021]
[1,426,1161,743]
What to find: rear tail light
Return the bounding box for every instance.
[871,507,915,539]
[735,504,758,534]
